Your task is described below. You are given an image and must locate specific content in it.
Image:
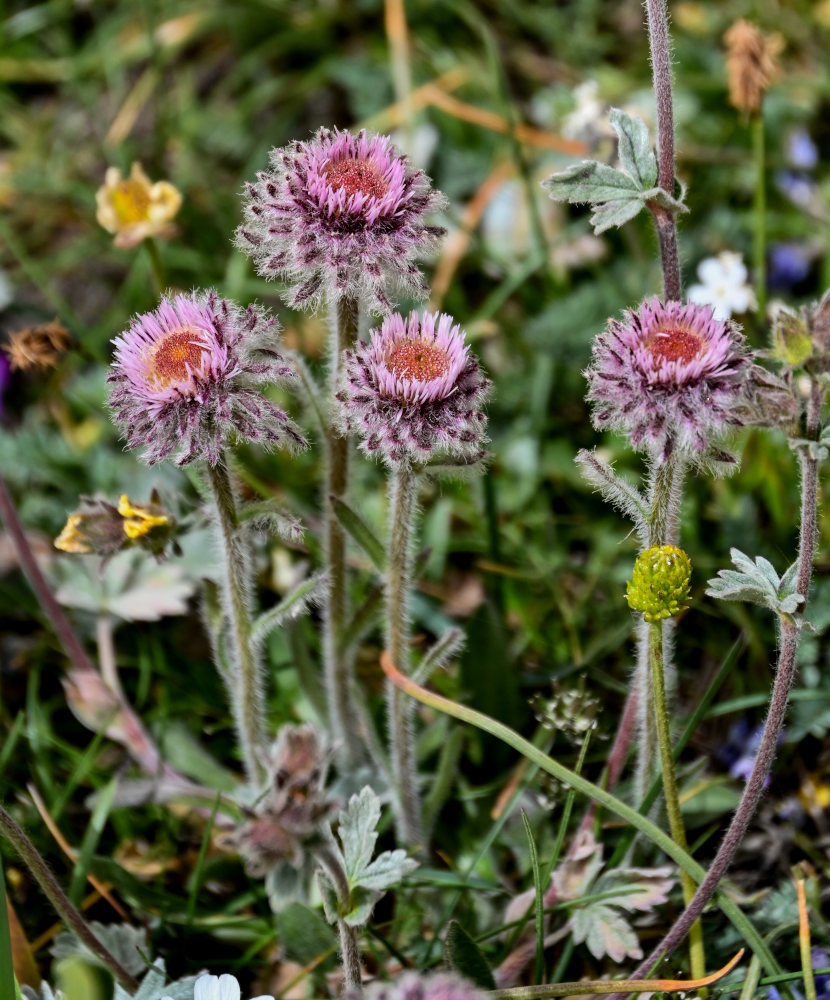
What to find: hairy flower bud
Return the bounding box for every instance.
[626,545,692,622]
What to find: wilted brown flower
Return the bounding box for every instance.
[3,320,69,371]
[54,492,174,560]
[724,19,782,115]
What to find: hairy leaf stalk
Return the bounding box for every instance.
[206,456,267,786]
[645,0,681,301]
[619,383,824,991]
[324,294,364,766]
[385,463,423,848]
[0,804,139,992]
[649,621,705,982]
[316,842,364,997]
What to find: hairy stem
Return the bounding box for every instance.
[316,842,363,997]
[385,463,423,849]
[649,622,706,983]
[0,473,168,778]
[619,384,823,991]
[0,804,139,992]
[323,294,364,767]
[645,0,681,301]
[206,456,267,786]
[634,455,685,802]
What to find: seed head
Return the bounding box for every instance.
[724,20,782,115]
[626,545,692,622]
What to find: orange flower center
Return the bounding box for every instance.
[649,327,703,364]
[324,157,389,199]
[386,340,450,382]
[147,327,208,389]
[111,180,151,224]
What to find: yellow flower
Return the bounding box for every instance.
[117,495,170,540]
[626,545,692,623]
[96,162,182,248]
[54,514,94,554]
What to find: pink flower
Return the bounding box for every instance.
[363,974,484,1000]
[237,127,446,313]
[587,298,751,464]
[337,310,490,467]
[108,291,306,465]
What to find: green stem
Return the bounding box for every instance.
[386,463,422,849]
[206,456,267,786]
[0,805,139,992]
[649,621,706,985]
[144,237,166,296]
[323,294,364,767]
[752,114,767,321]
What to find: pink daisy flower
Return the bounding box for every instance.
[587,298,751,464]
[108,291,306,466]
[237,127,447,313]
[337,311,490,467]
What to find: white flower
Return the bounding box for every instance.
[162,973,275,1000]
[687,251,757,320]
[561,81,608,141]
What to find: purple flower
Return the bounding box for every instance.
[108,290,306,466]
[768,242,812,291]
[237,127,447,314]
[586,298,751,464]
[363,973,484,1000]
[787,128,818,171]
[337,310,490,467]
[775,170,818,210]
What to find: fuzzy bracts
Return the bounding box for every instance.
[237,127,447,313]
[337,310,491,467]
[586,297,751,464]
[108,290,306,466]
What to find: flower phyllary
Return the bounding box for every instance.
[337,310,491,466]
[108,290,306,465]
[586,297,751,464]
[237,127,446,312]
[96,162,182,248]
[626,545,692,622]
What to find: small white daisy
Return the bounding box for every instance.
[163,973,275,1000]
[687,251,757,320]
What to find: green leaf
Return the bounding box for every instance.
[609,108,657,189]
[706,548,805,619]
[0,859,17,1000]
[52,922,147,977]
[543,161,640,204]
[158,723,238,792]
[589,197,645,234]
[640,186,689,214]
[571,903,641,962]
[445,920,496,989]
[275,902,336,966]
[339,786,380,882]
[237,499,304,543]
[251,571,328,644]
[353,848,417,891]
[521,811,545,984]
[69,776,118,906]
[330,496,385,571]
[342,886,382,928]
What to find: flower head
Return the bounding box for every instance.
[586,297,751,464]
[688,252,756,320]
[3,319,70,371]
[96,162,182,248]
[724,19,782,115]
[54,492,175,559]
[626,545,692,622]
[237,127,447,313]
[108,290,306,466]
[337,310,490,467]
[364,973,484,1000]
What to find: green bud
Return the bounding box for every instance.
[626,545,692,622]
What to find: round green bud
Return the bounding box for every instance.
[626,544,692,622]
